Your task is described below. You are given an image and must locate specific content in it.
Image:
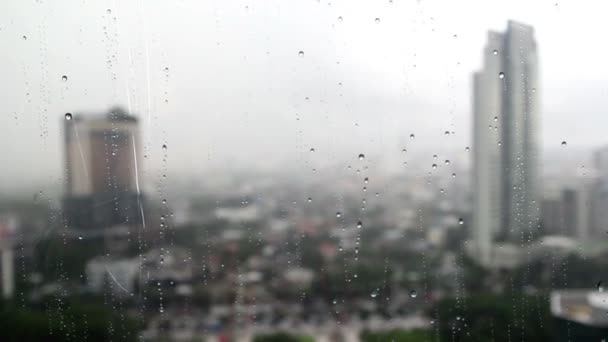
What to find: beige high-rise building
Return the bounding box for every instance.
[63,107,143,229]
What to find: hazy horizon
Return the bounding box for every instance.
[2,0,608,192]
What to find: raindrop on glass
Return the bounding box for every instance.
[409,290,418,298]
[465,146,470,151]
[561,141,567,147]
[307,197,312,203]
[370,290,379,298]
[431,164,437,170]
[336,212,342,218]
[162,144,167,150]
[338,16,343,22]
[65,113,72,121]
[409,133,415,140]
[310,147,315,152]
[22,35,27,40]
[364,177,369,184]
[357,221,362,229]
[445,159,450,165]
[358,153,365,160]
[298,50,304,57]
[498,72,505,79]
[61,75,68,82]
[107,9,112,14]
[598,281,604,292]
[458,218,464,225]
[374,18,380,23]
[493,49,498,55]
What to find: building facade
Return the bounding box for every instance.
[63,107,143,230]
[472,21,540,266]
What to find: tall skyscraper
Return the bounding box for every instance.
[472,21,540,266]
[63,107,144,230]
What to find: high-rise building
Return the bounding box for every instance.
[590,146,608,238]
[472,21,540,266]
[63,107,144,230]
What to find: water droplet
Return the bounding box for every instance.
[298,50,304,57]
[452,173,456,178]
[374,18,380,23]
[465,146,470,151]
[409,133,415,140]
[162,199,167,204]
[64,113,72,121]
[162,144,167,150]
[364,177,369,184]
[458,218,464,225]
[336,212,342,218]
[433,154,438,160]
[370,289,379,298]
[22,35,27,40]
[307,197,312,203]
[561,141,567,147]
[310,147,315,152]
[78,236,83,240]
[357,221,362,229]
[358,153,365,160]
[409,290,418,298]
[338,16,343,22]
[598,281,604,292]
[332,299,337,305]
[498,72,505,79]
[444,130,450,136]
[106,9,112,14]
[164,67,169,72]
[493,49,498,55]
[445,159,450,165]
[61,75,68,82]
[431,164,437,170]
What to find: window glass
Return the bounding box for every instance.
[1,1,608,341]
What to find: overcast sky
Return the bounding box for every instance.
[1,0,608,191]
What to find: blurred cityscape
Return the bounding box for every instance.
[1,20,608,342]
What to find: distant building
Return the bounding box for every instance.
[590,146,608,238]
[562,186,592,241]
[86,256,139,296]
[541,195,564,235]
[551,290,608,341]
[0,215,17,299]
[472,21,540,266]
[63,107,143,230]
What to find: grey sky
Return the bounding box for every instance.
[1,0,607,191]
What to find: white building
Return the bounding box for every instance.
[86,256,140,296]
[472,21,540,266]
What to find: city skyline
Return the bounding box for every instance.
[2,0,608,190]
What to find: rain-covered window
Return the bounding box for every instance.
[1,1,608,341]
